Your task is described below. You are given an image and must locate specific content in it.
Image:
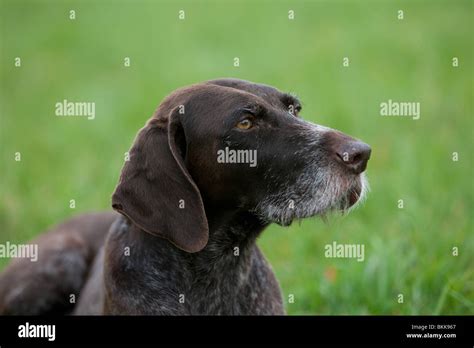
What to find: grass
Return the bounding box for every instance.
[0,0,473,314]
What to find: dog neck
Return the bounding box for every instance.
[114,210,269,314]
[191,208,267,268]
[209,208,266,245]
[124,208,267,272]
[185,209,268,313]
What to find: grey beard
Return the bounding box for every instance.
[252,167,368,226]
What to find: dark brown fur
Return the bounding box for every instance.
[0,79,370,315]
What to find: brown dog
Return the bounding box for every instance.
[0,79,370,315]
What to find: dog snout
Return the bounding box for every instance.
[323,131,371,174]
[335,140,371,174]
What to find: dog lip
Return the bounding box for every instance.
[348,188,360,206]
[345,180,363,208]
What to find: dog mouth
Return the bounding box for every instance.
[252,169,369,226]
[348,185,362,207]
[338,176,366,212]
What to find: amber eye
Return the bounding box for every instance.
[289,104,301,116]
[236,118,253,130]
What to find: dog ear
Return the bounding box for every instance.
[112,108,209,253]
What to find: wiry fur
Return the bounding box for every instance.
[253,121,368,226]
[0,79,371,316]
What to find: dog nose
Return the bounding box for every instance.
[335,140,371,174]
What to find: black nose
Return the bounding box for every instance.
[335,140,371,174]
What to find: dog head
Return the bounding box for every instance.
[112,79,371,252]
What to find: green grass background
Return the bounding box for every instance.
[0,0,472,314]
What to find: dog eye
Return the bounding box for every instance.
[236,118,253,130]
[288,104,301,116]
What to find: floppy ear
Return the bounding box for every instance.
[112,108,209,253]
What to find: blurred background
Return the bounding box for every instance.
[0,0,472,314]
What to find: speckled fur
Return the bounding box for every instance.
[102,213,284,315]
[0,79,370,316]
